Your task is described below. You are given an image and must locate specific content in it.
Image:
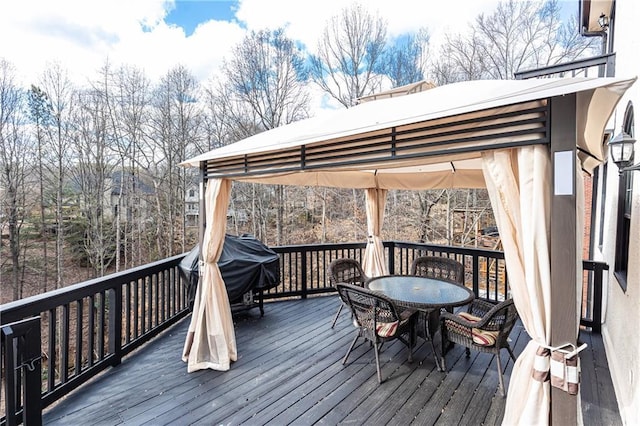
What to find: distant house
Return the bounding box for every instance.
[107,171,155,221]
[185,185,199,227]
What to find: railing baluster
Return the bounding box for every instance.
[97,291,105,361]
[134,279,139,339]
[108,284,123,366]
[301,248,308,299]
[472,255,480,296]
[141,277,146,334]
[61,304,69,383]
[75,299,83,376]
[47,308,56,392]
[171,268,177,317]
[153,273,158,328]
[155,272,161,325]
[125,282,131,344]
[73,299,84,376]
[88,295,95,367]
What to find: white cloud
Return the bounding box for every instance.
[0,0,564,89]
[0,0,245,85]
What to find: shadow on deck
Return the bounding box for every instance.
[43,296,620,425]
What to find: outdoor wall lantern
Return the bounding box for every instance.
[598,13,610,29]
[608,131,636,172]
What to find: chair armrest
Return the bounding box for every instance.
[469,299,498,317]
[442,307,503,330]
[440,311,481,329]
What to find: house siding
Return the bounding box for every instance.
[597,1,640,423]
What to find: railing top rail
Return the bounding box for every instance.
[582,259,609,270]
[388,241,506,258]
[514,52,616,80]
[273,242,366,251]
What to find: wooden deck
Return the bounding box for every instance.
[43,296,621,425]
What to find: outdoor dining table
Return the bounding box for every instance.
[367,275,475,370]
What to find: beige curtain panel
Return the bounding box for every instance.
[182,179,237,372]
[482,146,553,424]
[363,188,389,277]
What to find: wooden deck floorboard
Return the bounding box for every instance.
[43,296,621,425]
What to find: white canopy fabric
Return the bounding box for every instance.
[181,76,636,424]
[182,77,635,185]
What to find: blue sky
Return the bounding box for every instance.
[166,1,241,36]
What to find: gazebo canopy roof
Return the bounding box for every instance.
[182,77,636,189]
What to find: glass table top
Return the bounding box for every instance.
[367,275,474,309]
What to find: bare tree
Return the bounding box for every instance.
[415,190,447,243]
[379,28,431,87]
[110,65,152,268]
[0,59,34,299]
[27,85,53,290]
[93,62,153,270]
[221,28,310,245]
[475,0,557,79]
[148,65,201,257]
[223,28,310,130]
[201,79,233,151]
[39,62,75,289]
[202,78,267,157]
[69,86,116,277]
[455,189,492,247]
[431,0,598,82]
[430,29,486,85]
[310,2,388,108]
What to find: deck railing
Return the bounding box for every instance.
[267,241,509,301]
[0,255,190,426]
[1,241,605,425]
[514,52,616,80]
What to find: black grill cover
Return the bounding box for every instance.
[179,234,280,310]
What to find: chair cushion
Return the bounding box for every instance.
[376,321,399,337]
[458,312,498,346]
[375,309,415,337]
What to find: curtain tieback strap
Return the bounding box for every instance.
[532,346,550,382]
[531,342,587,395]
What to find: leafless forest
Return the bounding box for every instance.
[1,1,598,302]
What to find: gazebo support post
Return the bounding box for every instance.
[549,93,579,424]
[199,164,207,267]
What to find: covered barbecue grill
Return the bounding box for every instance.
[179,234,280,316]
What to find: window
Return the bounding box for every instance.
[614,103,634,291]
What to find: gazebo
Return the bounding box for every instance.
[180,76,636,424]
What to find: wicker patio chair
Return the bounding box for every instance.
[336,283,418,384]
[328,258,369,328]
[440,298,519,396]
[410,255,466,340]
[410,256,465,285]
